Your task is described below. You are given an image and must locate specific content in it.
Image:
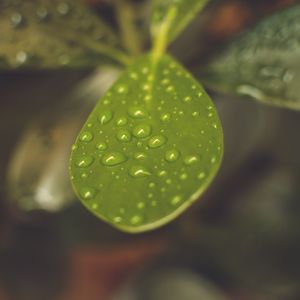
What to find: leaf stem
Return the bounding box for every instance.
[115,0,143,56]
[152,6,177,63]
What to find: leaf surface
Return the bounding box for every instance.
[200,5,300,111]
[69,54,223,233]
[0,0,128,69]
[151,0,209,46]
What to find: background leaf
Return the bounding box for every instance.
[0,0,128,69]
[151,0,210,46]
[69,54,223,233]
[198,4,300,111]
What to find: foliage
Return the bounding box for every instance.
[2,0,299,232]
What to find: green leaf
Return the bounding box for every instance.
[199,5,300,111]
[0,0,129,69]
[69,54,223,233]
[151,0,209,52]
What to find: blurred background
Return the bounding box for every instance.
[1,0,300,299]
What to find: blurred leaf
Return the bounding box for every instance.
[151,0,210,46]
[69,54,223,233]
[199,5,300,111]
[0,0,129,69]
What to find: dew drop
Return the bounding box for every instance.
[76,155,94,168]
[192,112,199,117]
[132,124,152,138]
[36,7,48,21]
[160,113,171,122]
[134,152,147,160]
[184,155,199,166]
[137,202,145,209]
[149,182,156,188]
[158,170,167,177]
[184,96,191,103]
[71,144,78,151]
[98,110,113,124]
[128,106,147,119]
[116,84,129,94]
[117,129,131,142]
[96,141,108,151]
[129,165,151,178]
[116,117,128,126]
[79,131,93,142]
[113,216,122,224]
[130,215,142,225]
[165,149,180,162]
[171,195,182,206]
[11,12,23,28]
[16,51,28,65]
[180,173,188,180]
[79,187,96,200]
[198,172,206,180]
[101,152,127,166]
[148,135,167,149]
[57,2,70,15]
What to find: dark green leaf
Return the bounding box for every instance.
[151,0,209,46]
[199,5,300,111]
[69,54,223,233]
[0,0,128,69]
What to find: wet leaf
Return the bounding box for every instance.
[0,0,128,69]
[199,5,300,111]
[69,54,223,233]
[151,0,210,45]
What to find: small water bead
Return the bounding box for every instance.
[198,172,206,180]
[166,179,172,185]
[116,84,129,94]
[134,152,147,160]
[149,182,156,188]
[92,203,98,210]
[76,155,94,168]
[81,172,88,179]
[184,155,199,166]
[166,86,175,93]
[130,72,138,80]
[101,152,127,166]
[57,2,70,15]
[192,112,199,117]
[151,201,157,207]
[160,113,171,122]
[128,106,147,119]
[130,215,142,225]
[71,144,78,151]
[79,187,96,200]
[211,156,217,164]
[98,110,113,124]
[117,129,131,142]
[132,124,152,138]
[158,170,167,177]
[116,117,128,126]
[11,12,23,28]
[137,202,145,209]
[171,195,182,206]
[96,141,107,151]
[79,131,93,142]
[161,78,170,85]
[129,165,151,178]
[16,51,28,65]
[142,84,150,91]
[180,173,188,180]
[165,149,180,162]
[148,135,167,149]
[213,123,218,129]
[148,193,153,199]
[36,7,48,21]
[184,96,191,103]
[113,216,122,224]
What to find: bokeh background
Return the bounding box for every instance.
[1,0,300,299]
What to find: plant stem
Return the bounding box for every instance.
[152,6,177,63]
[115,0,143,56]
